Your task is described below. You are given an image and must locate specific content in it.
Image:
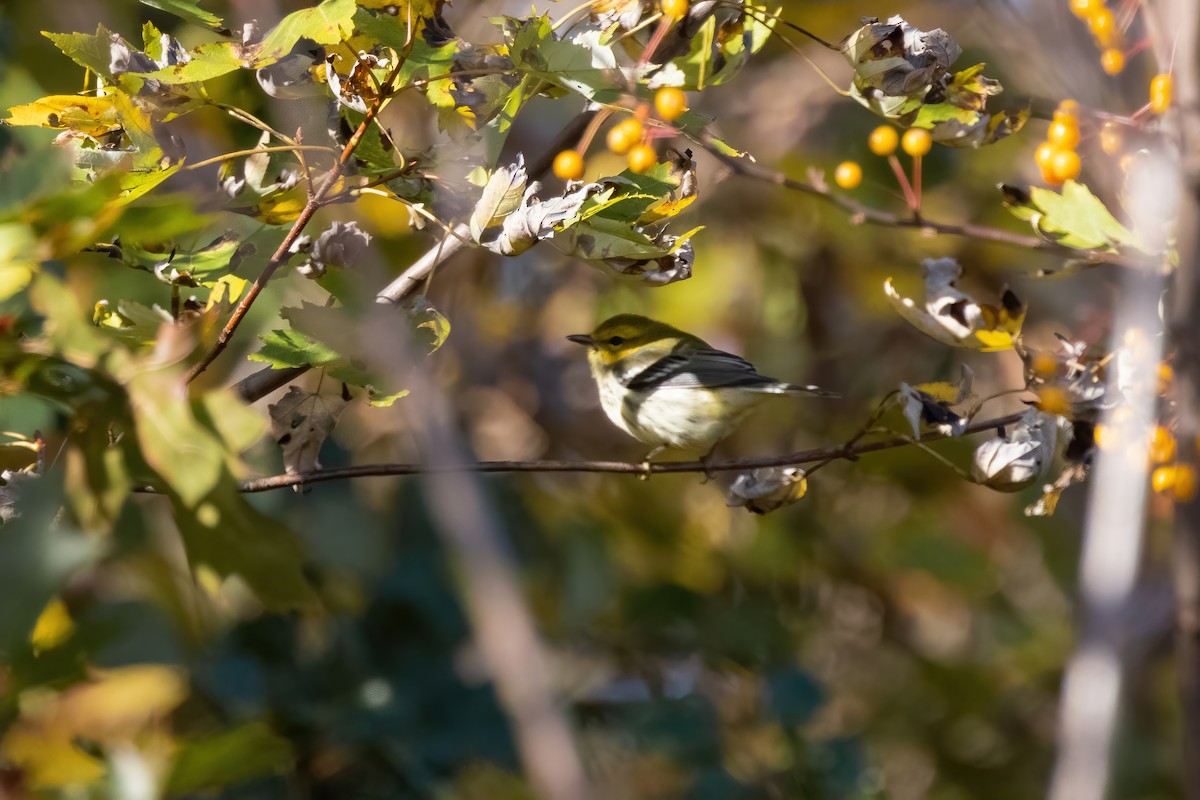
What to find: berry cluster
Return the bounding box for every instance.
[1033,100,1082,185]
[1068,0,1126,74]
[834,126,931,196]
[553,86,688,180]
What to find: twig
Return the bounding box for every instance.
[231,110,600,403]
[137,411,1026,494]
[185,66,402,385]
[693,130,1144,271]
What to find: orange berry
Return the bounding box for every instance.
[1099,123,1122,155]
[1150,73,1172,114]
[628,143,657,173]
[1152,465,1177,494]
[660,0,689,19]
[552,149,584,181]
[834,161,863,189]
[606,118,644,154]
[1087,8,1117,42]
[1158,362,1174,393]
[1032,352,1059,377]
[1149,425,1177,465]
[1094,423,1114,451]
[1035,141,1061,170]
[1069,0,1103,18]
[1100,48,1125,75]
[1047,119,1080,149]
[1055,99,1080,119]
[653,87,688,122]
[1051,148,1082,182]
[901,128,932,157]
[1038,387,1069,415]
[868,125,899,156]
[1175,465,1199,502]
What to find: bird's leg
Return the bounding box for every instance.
[639,444,666,480]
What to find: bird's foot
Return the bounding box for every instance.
[698,448,717,483]
[638,445,666,481]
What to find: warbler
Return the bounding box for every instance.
[567,314,838,461]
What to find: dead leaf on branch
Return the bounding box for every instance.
[885,257,1024,351]
[268,385,351,483]
[971,409,1058,492]
[727,466,807,515]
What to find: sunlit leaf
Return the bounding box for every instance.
[1000,180,1141,252]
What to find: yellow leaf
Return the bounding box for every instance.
[638,194,696,224]
[5,95,122,136]
[1,727,105,789]
[30,598,74,654]
[973,329,1017,351]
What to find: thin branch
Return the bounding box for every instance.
[231,110,600,404]
[693,130,1144,271]
[185,67,402,385]
[155,411,1026,494]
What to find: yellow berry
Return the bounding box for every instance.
[1069,0,1103,18]
[628,143,657,173]
[1035,141,1061,170]
[1047,119,1080,149]
[1158,362,1174,393]
[901,128,933,157]
[653,87,688,122]
[1094,423,1114,451]
[1175,465,1199,502]
[1149,425,1177,465]
[868,125,899,157]
[661,0,689,19]
[1150,73,1172,114]
[552,149,584,181]
[1152,465,1177,494]
[1099,123,1122,155]
[1055,99,1080,119]
[1100,48,1125,75]
[1051,148,1082,182]
[1038,387,1069,415]
[606,118,644,154]
[833,160,863,189]
[1087,8,1118,41]
[1032,352,1059,377]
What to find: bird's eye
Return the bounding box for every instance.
[608,336,624,346]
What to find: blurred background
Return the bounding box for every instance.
[0,0,1184,797]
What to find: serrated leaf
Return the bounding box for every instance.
[884,257,1024,351]
[508,16,619,100]
[409,297,450,352]
[1011,180,1140,252]
[254,0,356,67]
[249,328,342,369]
[134,42,243,84]
[670,3,779,90]
[42,27,115,78]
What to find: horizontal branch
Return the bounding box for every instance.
[694,131,1142,271]
[198,411,1026,494]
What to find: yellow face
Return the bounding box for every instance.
[567,314,686,366]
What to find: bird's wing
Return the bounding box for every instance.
[625,348,778,392]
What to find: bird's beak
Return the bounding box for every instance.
[566,334,594,346]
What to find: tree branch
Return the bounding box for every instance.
[692,130,1143,271]
[181,411,1027,494]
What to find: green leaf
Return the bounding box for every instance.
[0,224,38,302]
[171,476,318,610]
[255,0,356,67]
[508,16,618,101]
[128,370,225,508]
[139,0,226,32]
[106,231,253,285]
[42,27,115,78]
[249,328,342,369]
[409,296,450,352]
[167,722,293,796]
[134,42,244,84]
[1001,180,1140,251]
[669,3,779,91]
[92,299,172,347]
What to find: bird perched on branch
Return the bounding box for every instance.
[568,314,838,463]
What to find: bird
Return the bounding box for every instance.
[567,314,838,463]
